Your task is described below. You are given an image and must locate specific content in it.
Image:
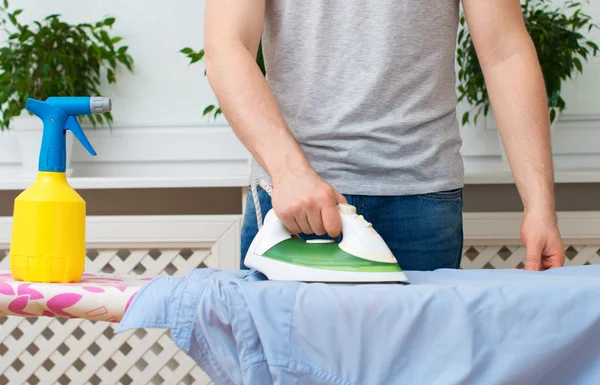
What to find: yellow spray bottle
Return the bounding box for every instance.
[9,96,111,283]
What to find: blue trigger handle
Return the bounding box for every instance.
[66,116,96,156]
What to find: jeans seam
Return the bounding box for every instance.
[359,195,365,215]
[420,189,463,200]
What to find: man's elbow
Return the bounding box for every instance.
[477,31,535,70]
[204,39,227,86]
[204,38,257,85]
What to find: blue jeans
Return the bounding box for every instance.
[240,187,464,271]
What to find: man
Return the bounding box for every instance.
[204,0,565,271]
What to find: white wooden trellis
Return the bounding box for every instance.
[0,248,218,385]
[460,244,600,269]
[0,212,599,385]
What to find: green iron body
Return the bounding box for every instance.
[244,204,409,284]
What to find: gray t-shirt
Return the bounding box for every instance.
[250,0,464,196]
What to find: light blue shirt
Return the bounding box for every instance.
[117,265,600,385]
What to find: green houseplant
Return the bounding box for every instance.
[0,1,134,174]
[457,0,598,128]
[180,41,265,120]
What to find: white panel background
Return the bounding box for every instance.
[0,0,597,180]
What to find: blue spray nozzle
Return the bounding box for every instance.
[25,97,111,173]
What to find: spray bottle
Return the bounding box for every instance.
[10,97,111,283]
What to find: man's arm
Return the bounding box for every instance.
[204,0,346,236]
[462,0,564,269]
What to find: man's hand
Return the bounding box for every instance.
[272,168,347,237]
[462,0,565,270]
[521,212,565,270]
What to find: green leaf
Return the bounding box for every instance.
[104,17,116,27]
[550,108,557,123]
[99,30,111,45]
[3,0,8,8]
[573,57,583,72]
[457,29,464,44]
[462,112,469,126]
[180,47,194,54]
[203,105,215,116]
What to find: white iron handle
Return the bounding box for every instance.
[337,204,397,263]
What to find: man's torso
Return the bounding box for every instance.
[251,0,464,195]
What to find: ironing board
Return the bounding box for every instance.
[2,266,600,384]
[116,265,600,385]
[0,270,147,322]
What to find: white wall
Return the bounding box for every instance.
[0,0,599,180]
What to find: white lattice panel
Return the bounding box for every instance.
[0,249,214,385]
[460,244,600,269]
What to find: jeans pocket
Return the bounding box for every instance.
[420,188,463,200]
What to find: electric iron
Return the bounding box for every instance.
[244,201,409,284]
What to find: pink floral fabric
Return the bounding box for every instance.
[0,270,151,322]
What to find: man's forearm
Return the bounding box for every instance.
[482,37,555,214]
[205,43,311,181]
